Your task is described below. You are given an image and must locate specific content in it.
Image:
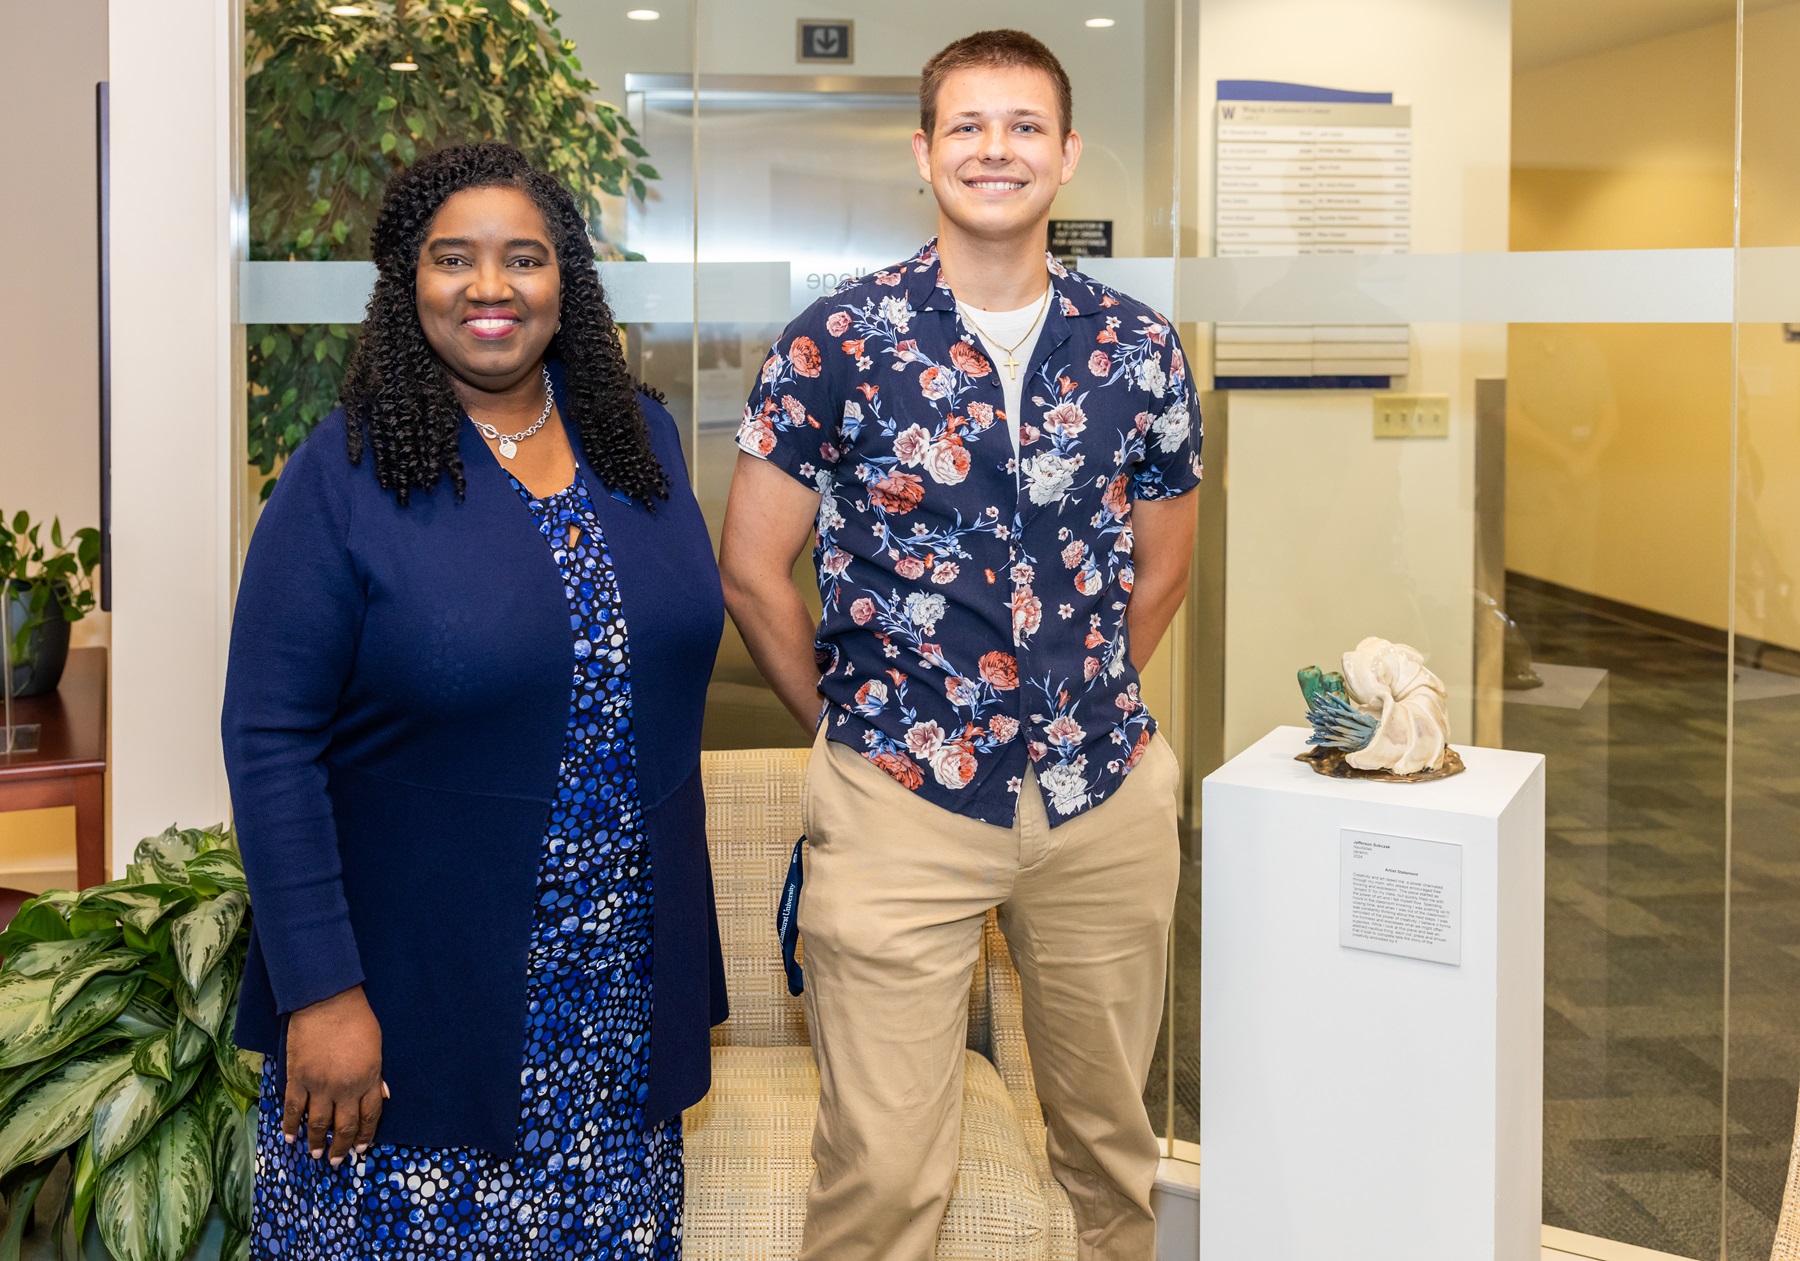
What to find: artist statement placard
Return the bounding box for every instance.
[1339,829,1462,966]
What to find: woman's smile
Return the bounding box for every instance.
[463,308,523,340]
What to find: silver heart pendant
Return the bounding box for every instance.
[498,438,518,459]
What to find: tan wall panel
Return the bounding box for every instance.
[1505,322,1732,632]
[1509,12,1738,639]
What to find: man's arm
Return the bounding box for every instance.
[719,452,826,732]
[1127,493,1199,669]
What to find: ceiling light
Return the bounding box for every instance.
[389,58,420,71]
[1085,17,1116,27]
[626,8,661,18]
[327,5,367,15]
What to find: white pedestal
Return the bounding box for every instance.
[1200,727,1545,1261]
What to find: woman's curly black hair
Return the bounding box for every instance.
[340,142,668,506]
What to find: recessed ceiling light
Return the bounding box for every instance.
[327,5,367,15]
[1085,17,1116,27]
[626,8,661,18]
[389,58,420,71]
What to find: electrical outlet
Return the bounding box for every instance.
[1372,393,1450,439]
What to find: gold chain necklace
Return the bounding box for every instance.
[957,284,1051,381]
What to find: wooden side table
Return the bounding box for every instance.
[1,648,107,888]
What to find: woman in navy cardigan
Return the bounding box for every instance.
[222,144,726,1258]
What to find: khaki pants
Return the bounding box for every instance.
[797,725,1182,1261]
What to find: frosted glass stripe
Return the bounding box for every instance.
[1084,250,1772,323]
[1739,247,1800,323]
[238,260,792,325]
[1181,250,1734,323]
[238,261,377,325]
[238,249,1800,327]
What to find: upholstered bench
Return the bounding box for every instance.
[684,748,1077,1261]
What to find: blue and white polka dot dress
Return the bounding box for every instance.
[251,475,681,1259]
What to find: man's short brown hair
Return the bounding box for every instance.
[919,29,1073,140]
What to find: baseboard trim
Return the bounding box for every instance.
[1541,1224,1695,1261]
[1507,569,1800,676]
[1153,1155,1199,1261]
[1155,1155,1199,1197]
[1154,1160,1693,1259]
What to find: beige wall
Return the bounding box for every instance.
[1738,3,1800,654]
[1196,0,1512,758]
[1506,12,1800,648]
[0,0,108,883]
[0,0,110,653]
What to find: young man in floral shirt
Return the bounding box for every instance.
[721,28,1201,1261]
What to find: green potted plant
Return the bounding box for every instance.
[0,513,101,701]
[0,825,260,1261]
[245,0,659,497]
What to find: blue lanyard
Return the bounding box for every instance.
[776,836,805,996]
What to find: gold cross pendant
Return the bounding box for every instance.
[1000,351,1021,380]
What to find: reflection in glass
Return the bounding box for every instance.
[1732,4,1800,1256]
[1510,1,1736,1253]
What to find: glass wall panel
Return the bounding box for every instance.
[233,2,1795,1251]
[1515,3,1736,1252]
[1183,0,1739,1254]
[1512,3,1738,1255]
[552,1,699,452]
[1732,4,1800,1256]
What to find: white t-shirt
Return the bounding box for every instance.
[956,292,1050,463]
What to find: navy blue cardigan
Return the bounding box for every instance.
[221,376,727,1155]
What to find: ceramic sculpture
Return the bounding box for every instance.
[1296,636,1465,781]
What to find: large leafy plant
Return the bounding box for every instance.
[0,827,260,1261]
[0,512,101,665]
[245,0,659,497]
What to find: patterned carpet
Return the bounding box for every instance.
[1481,579,1800,1258]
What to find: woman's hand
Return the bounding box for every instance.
[283,985,385,1164]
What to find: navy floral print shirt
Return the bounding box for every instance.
[738,239,1202,826]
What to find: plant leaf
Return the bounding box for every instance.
[2,934,117,980]
[209,1093,253,1233]
[220,1224,250,1261]
[210,1025,261,1107]
[0,975,57,1045]
[130,1032,174,1084]
[95,1098,212,1261]
[0,900,72,956]
[169,893,247,996]
[181,851,246,895]
[77,887,193,936]
[0,1048,133,1181]
[50,952,143,1018]
[172,1019,210,1072]
[88,1062,201,1173]
[65,1135,97,1253]
[132,830,198,886]
[190,828,231,856]
[0,974,138,1071]
[174,962,233,1041]
[213,1050,260,1112]
[107,1001,172,1042]
[0,1028,122,1115]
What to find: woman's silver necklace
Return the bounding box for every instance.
[467,366,554,459]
